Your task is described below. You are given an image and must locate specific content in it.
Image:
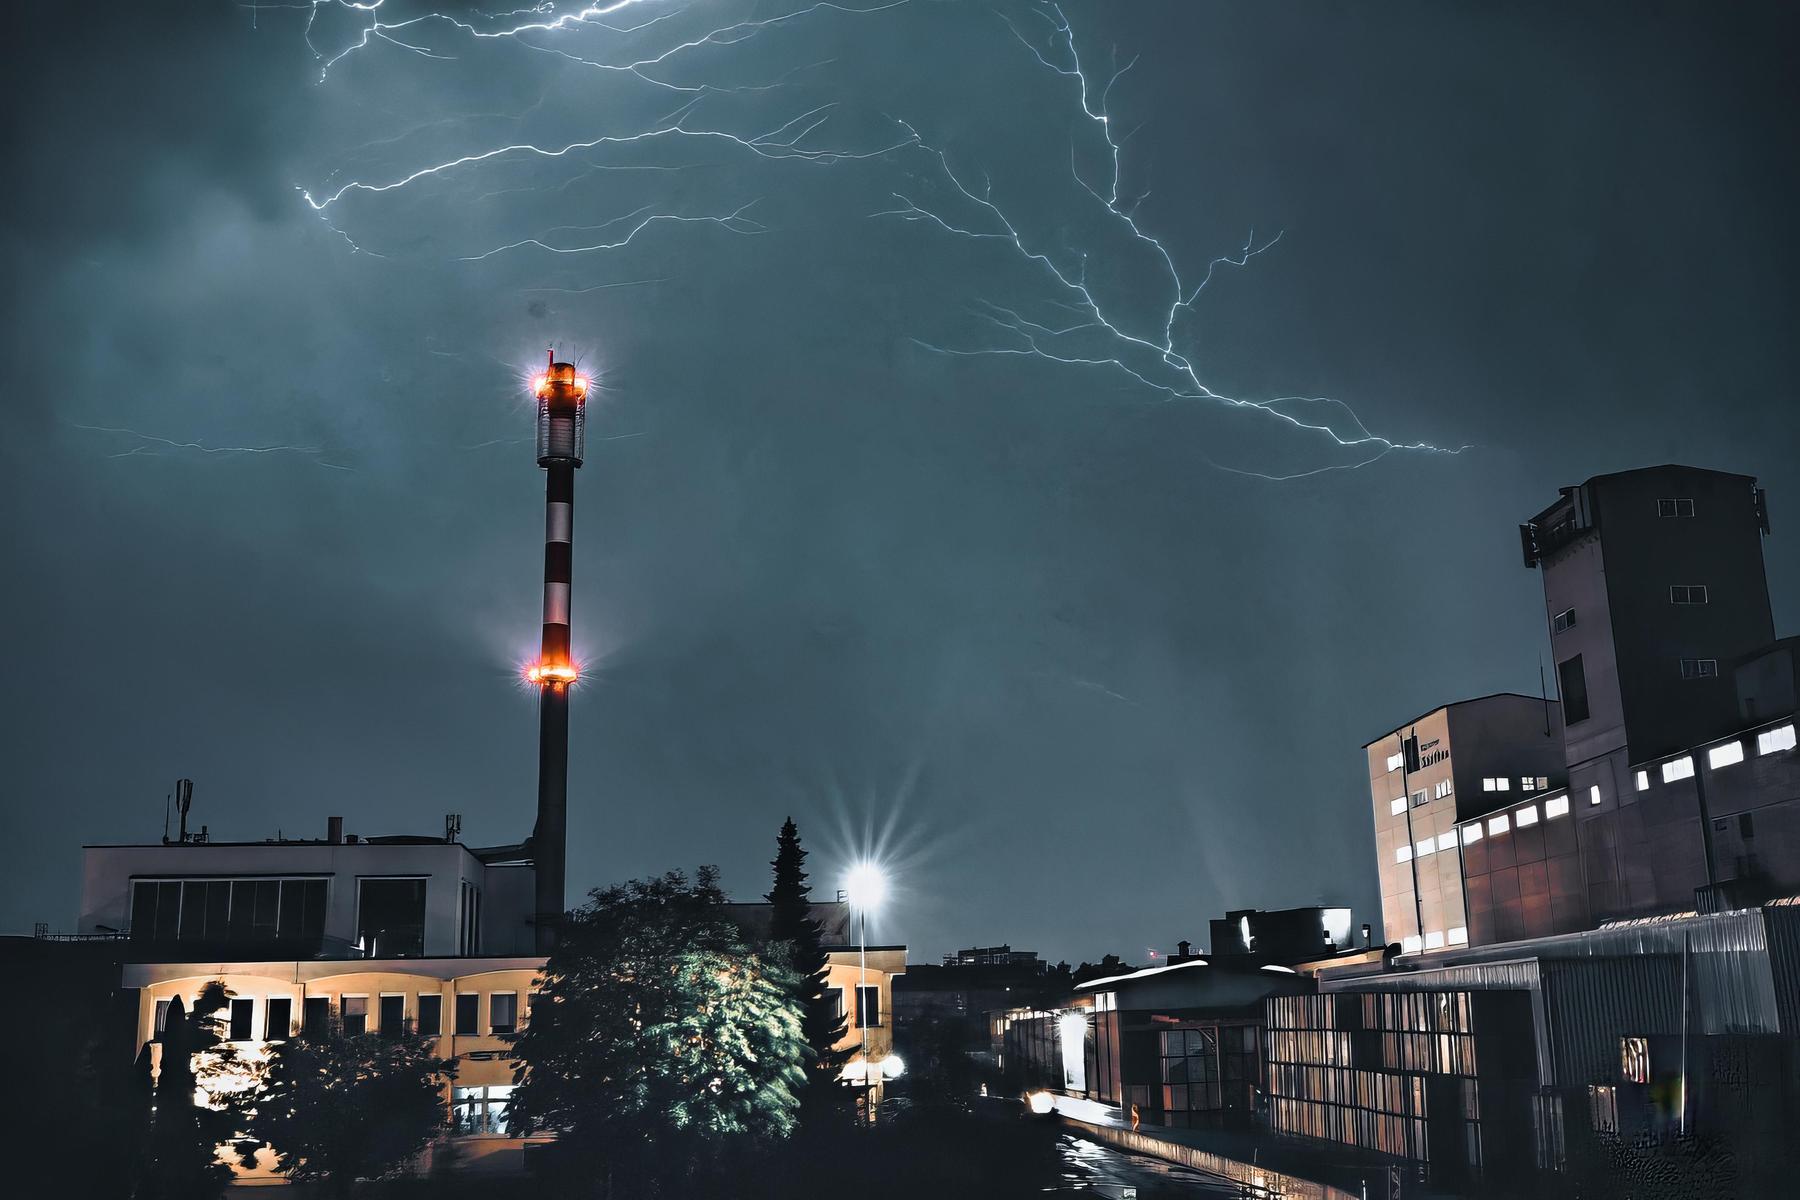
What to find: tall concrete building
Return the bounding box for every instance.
[1521,465,1778,918]
[1365,695,1565,953]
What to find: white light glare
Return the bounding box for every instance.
[844,861,888,911]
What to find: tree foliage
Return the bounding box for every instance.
[765,817,852,1115]
[240,1028,456,1195]
[139,982,245,1200]
[508,867,807,1197]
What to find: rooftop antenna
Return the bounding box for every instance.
[162,790,172,845]
[174,778,193,843]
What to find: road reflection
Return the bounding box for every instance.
[1046,1133,1241,1197]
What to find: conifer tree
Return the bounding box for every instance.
[766,818,851,1115]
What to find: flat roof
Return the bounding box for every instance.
[1362,692,1554,748]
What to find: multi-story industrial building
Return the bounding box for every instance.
[1365,695,1567,953]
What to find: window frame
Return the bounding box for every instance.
[454,992,481,1037]
[1656,497,1696,518]
[489,992,519,1035]
[266,995,293,1041]
[417,993,443,1037]
[854,984,882,1029]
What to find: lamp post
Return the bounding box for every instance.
[844,861,888,1127]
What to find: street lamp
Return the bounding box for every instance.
[844,861,888,1126]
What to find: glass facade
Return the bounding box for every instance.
[130,877,327,946]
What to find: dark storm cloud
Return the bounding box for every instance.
[2,1,1796,961]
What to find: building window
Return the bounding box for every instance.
[1434,779,1453,800]
[828,986,847,1023]
[455,994,480,1036]
[1424,931,1445,950]
[342,996,368,1037]
[1552,608,1577,633]
[1707,741,1745,770]
[1395,845,1412,864]
[229,997,254,1042]
[1558,655,1590,724]
[1662,756,1695,783]
[266,997,292,1041]
[129,876,326,946]
[1657,498,1696,518]
[1410,789,1429,808]
[417,994,442,1037]
[1415,838,1435,858]
[1669,585,1709,605]
[1482,776,1512,792]
[452,1085,514,1136]
[490,993,518,1035]
[1757,724,1796,755]
[303,996,330,1039]
[357,878,427,958]
[1460,824,1482,845]
[1515,806,1540,828]
[1679,658,1718,679]
[154,999,172,1038]
[855,985,881,1029]
[1389,797,1407,816]
[1545,795,1570,819]
[1400,935,1423,954]
[1635,770,1650,792]
[1385,752,1404,773]
[1487,814,1511,836]
[379,994,405,1036]
[1447,927,1469,946]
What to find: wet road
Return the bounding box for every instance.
[1045,1133,1242,1198]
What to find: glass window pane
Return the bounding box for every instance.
[490,993,517,1034]
[359,879,427,958]
[417,994,442,1037]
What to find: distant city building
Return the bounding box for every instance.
[1206,906,1358,965]
[944,943,1044,968]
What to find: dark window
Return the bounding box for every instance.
[855,985,881,1029]
[380,995,406,1036]
[278,879,326,943]
[358,878,427,958]
[179,882,208,940]
[154,999,172,1039]
[266,997,292,1041]
[1402,735,1421,774]
[1740,812,1756,838]
[1558,656,1590,725]
[342,996,368,1036]
[490,993,517,1035]
[417,994,442,1037]
[229,998,254,1042]
[1657,498,1696,518]
[828,987,846,1023]
[1680,658,1719,679]
[1410,789,1428,808]
[456,993,480,1036]
[303,996,331,1039]
[1552,608,1576,633]
[1669,585,1709,605]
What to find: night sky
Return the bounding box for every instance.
[3,1,1796,962]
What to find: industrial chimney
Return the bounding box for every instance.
[529,352,587,952]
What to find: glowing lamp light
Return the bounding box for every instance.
[1026,1091,1055,1115]
[525,661,579,686]
[844,861,888,911]
[878,1054,905,1080]
[574,376,589,392]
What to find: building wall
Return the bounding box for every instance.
[82,841,514,957]
[1458,788,1585,943]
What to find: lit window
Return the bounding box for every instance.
[1488,814,1510,836]
[1401,935,1423,954]
[1545,795,1570,818]
[1707,742,1744,770]
[1461,824,1483,845]
[1536,777,1549,790]
[1482,777,1495,792]
[1589,784,1602,806]
[1424,931,1445,950]
[1552,608,1577,633]
[1390,797,1407,816]
[1447,927,1469,946]
[1441,833,1462,853]
[1385,752,1404,772]
[1657,497,1695,518]
[1434,779,1453,799]
[1669,585,1709,605]
[1662,756,1695,783]
[1515,806,1540,827]
[342,996,368,1036]
[1415,839,1435,858]
[1396,845,1412,863]
[1759,724,1797,755]
[1679,658,1718,680]
[1635,771,1650,792]
[1411,789,1429,808]
[453,1084,515,1137]
[1496,777,1511,791]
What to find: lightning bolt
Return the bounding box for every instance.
[69,424,353,471]
[272,0,1460,480]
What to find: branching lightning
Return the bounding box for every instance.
[271,0,1462,480]
[69,424,353,471]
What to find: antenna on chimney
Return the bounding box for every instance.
[174,779,194,843]
[162,790,172,845]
